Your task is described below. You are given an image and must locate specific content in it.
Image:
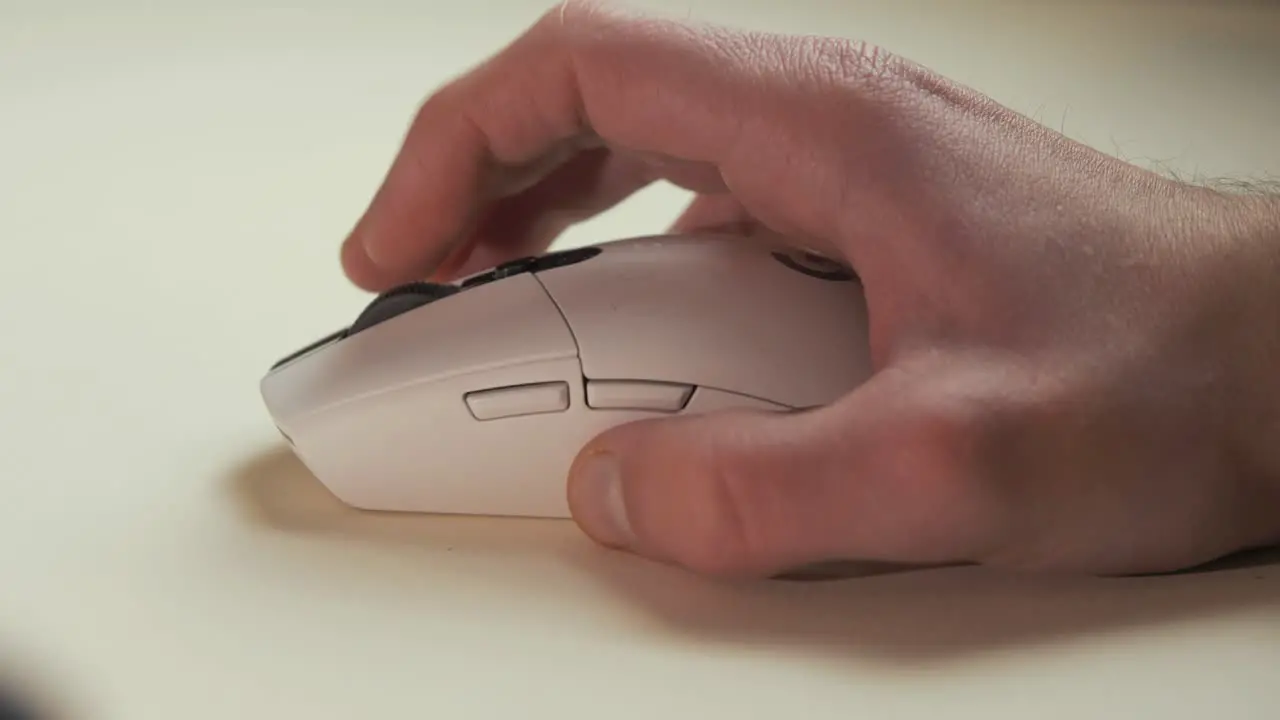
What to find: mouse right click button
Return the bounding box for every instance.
[586,379,694,412]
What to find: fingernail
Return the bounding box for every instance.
[574,450,635,548]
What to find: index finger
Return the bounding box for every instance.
[341,1,900,289]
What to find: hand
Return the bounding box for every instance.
[340,2,1280,577]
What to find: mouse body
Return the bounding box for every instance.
[260,233,873,518]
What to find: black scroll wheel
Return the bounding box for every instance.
[348,281,459,335]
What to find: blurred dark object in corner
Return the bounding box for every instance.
[0,687,38,720]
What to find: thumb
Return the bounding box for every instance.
[566,402,867,577]
[565,370,1008,577]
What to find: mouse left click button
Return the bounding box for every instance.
[465,382,570,421]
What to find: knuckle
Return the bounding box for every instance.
[543,0,622,38]
[410,77,477,140]
[794,35,905,88]
[546,0,588,29]
[893,389,1032,542]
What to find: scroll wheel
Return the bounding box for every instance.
[348,281,459,335]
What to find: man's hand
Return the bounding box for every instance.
[341,1,1280,577]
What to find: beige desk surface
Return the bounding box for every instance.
[2,1,1278,718]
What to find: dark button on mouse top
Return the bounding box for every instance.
[494,256,539,277]
[771,249,856,282]
[348,281,460,335]
[530,245,601,272]
[461,245,602,289]
[460,260,528,290]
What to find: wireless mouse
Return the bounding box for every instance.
[259,233,873,518]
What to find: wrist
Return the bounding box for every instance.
[1216,190,1280,548]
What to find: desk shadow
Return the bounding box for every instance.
[228,443,1280,666]
[560,541,1280,664]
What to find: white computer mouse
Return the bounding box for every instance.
[260,232,873,518]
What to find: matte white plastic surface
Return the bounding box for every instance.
[536,234,872,408]
[260,233,873,518]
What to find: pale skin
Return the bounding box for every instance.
[340,2,1280,578]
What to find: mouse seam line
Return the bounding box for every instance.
[531,271,588,384]
[523,272,803,411]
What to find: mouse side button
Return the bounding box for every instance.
[464,382,571,420]
[585,379,693,412]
